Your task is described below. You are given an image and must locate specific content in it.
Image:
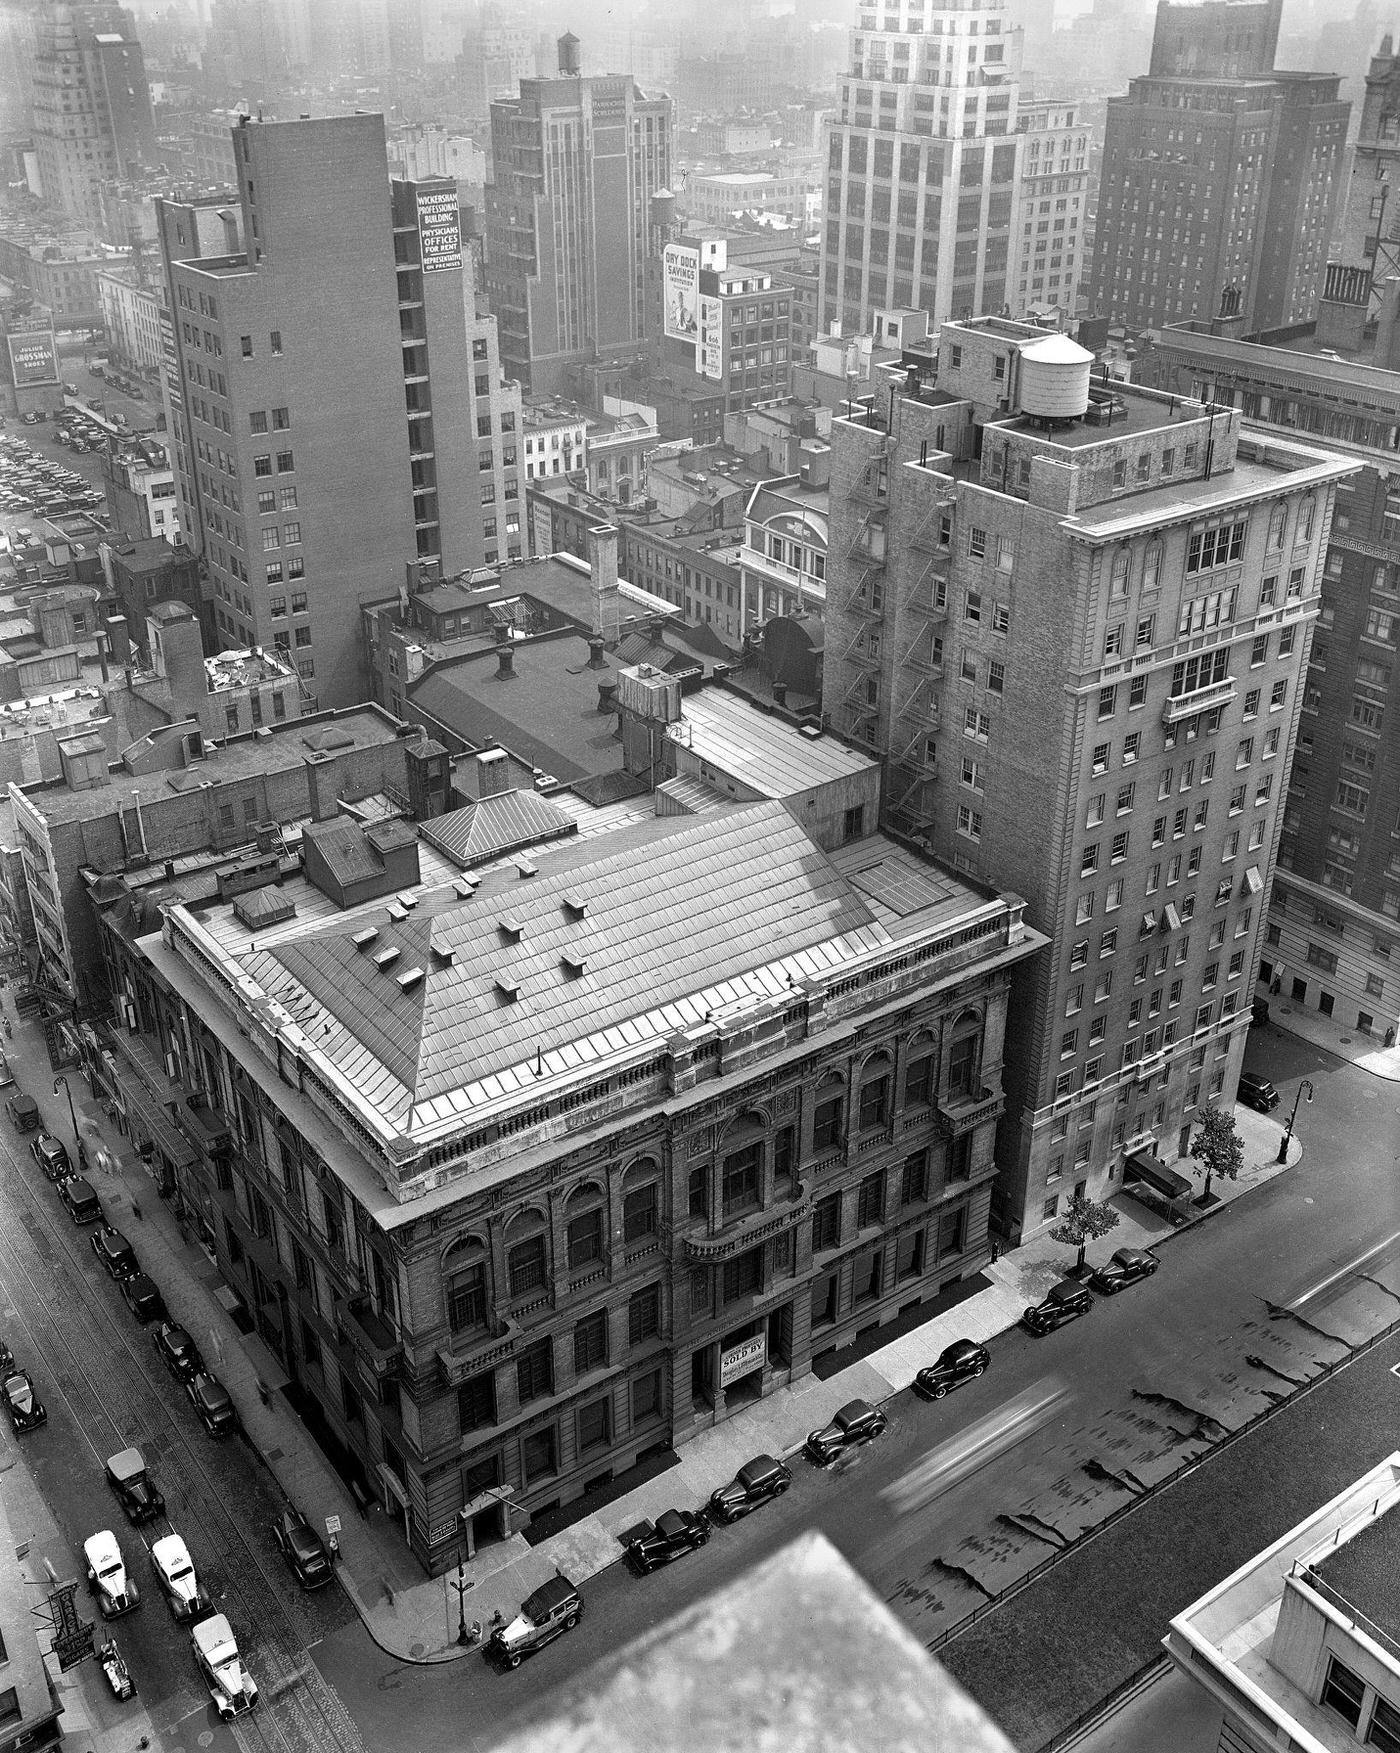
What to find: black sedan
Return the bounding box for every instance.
[1087,1248,1160,1295]
[708,1454,792,1524]
[805,1398,888,1465]
[91,1225,138,1281]
[105,1448,165,1524]
[152,1322,203,1382]
[3,1369,46,1432]
[186,1373,236,1437]
[30,1133,71,1182]
[627,1509,709,1574]
[1021,1278,1094,1336]
[915,1337,991,1400]
[120,1275,166,1324]
[271,1508,334,1589]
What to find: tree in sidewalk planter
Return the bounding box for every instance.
[1048,1191,1121,1273]
[1189,1102,1245,1204]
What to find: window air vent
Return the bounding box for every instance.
[352,927,379,951]
[372,945,401,970]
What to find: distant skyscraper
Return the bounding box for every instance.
[1328,32,1400,318]
[1091,0,1348,332]
[818,0,1023,337]
[158,113,523,709]
[1009,100,1094,323]
[31,2,157,229]
[486,66,674,396]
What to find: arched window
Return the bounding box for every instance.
[813,1072,845,1150]
[720,1114,765,1220]
[443,1235,489,1334]
[858,1052,893,1131]
[904,1033,936,1108]
[622,1158,661,1243]
[505,1209,548,1298]
[1299,495,1316,542]
[565,1182,605,1272]
[1142,541,1162,592]
[948,1010,982,1097]
[1268,501,1287,551]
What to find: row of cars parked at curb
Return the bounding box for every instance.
[483,1336,996,1669]
[5,1105,336,1719]
[489,1255,1167,1666]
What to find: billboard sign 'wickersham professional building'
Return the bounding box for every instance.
[415,183,462,273]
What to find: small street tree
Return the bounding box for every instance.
[1189,1103,1245,1204]
[1049,1190,1121,1272]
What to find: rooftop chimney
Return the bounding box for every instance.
[589,525,621,643]
[598,679,617,714]
[476,748,509,797]
[586,635,608,670]
[772,681,788,707]
[497,644,515,679]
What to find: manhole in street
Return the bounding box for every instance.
[410,1642,425,1658]
[198,1734,215,1748]
[265,1448,284,1462]
[1339,1036,1352,1044]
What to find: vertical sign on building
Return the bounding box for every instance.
[663,242,700,358]
[5,330,60,387]
[416,184,462,273]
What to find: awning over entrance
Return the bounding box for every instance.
[1126,1149,1193,1201]
[377,1462,411,1510]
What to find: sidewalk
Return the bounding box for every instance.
[0,983,1319,1672]
[1255,976,1400,1079]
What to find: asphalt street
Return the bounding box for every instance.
[308,1026,1400,1752]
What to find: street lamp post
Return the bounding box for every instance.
[450,1557,472,1646]
[53,1075,79,1161]
[1276,1078,1314,1164]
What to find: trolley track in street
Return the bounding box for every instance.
[0,1126,367,1753]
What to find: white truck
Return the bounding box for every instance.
[191,1613,258,1718]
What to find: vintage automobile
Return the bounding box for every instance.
[105,1448,166,1524]
[1086,1248,1160,1295]
[914,1338,992,1400]
[707,1454,793,1524]
[150,1533,211,1621]
[486,1575,583,1669]
[30,1133,71,1181]
[58,1176,102,1224]
[191,1614,258,1717]
[85,1531,140,1617]
[152,1322,204,1382]
[1021,1278,1094,1336]
[91,1225,138,1281]
[805,1398,888,1465]
[271,1508,334,1589]
[3,1369,46,1432]
[186,1372,236,1437]
[120,1274,166,1324]
[627,1509,709,1574]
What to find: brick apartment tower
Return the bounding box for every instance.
[823,318,1354,1242]
[157,113,523,709]
[1328,33,1400,320]
[817,0,1023,338]
[1091,0,1348,333]
[31,1,157,230]
[486,59,674,396]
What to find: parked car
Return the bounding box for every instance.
[805,1398,888,1464]
[31,1133,71,1181]
[3,1369,45,1432]
[914,1337,991,1400]
[152,1322,203,1381]
[84,1531,139,1616]
[1087,1248,1160,1295]
[58,1176,102,1224]
[1238,1070,1280,1113]
[186,1372,236,1436]
[271,1507,334,1589]
[91,1225,137,1281]
[6,1094,38,1133]
[627,1509,709,1574]
[1021,1278,1094,1336]
[105,1448,165,1524]
[120,1274,166,1324]
[191,1613,257,1717]
[707,1453,793,1524]
[486,1575,583,1669]
[149,1533,210,1621]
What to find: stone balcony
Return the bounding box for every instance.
[336,1293,403,1380]
[684,1184,811,1263]
[935,1085,1004,1139]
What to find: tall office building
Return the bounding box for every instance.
[158,113,522,710]
[486,64,674,396]
[1328,34,1400,318]
[31,2,158,230]
[1091,0,1348,333]
[817,0,1023,339]
[1009,101,1094,323]
[823,317,1352,1242]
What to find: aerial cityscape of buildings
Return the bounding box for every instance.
[0,0,1398,1750]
